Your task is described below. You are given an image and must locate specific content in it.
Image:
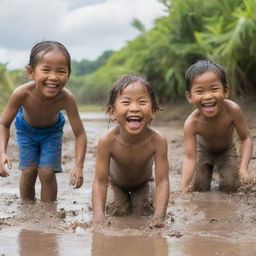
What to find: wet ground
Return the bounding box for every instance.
[1,103,256,256]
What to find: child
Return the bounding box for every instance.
[92,74,170,228]
[181,59,253,192]
[0,41,87,202]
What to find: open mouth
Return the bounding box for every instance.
[45,83,58,89]
[202,102,216,107]
[126,116,142,129]
[202,102,216,112]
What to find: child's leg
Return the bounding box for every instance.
[218,146,240,192]
[106,183,130,216]
[19,169,38,201]
[130,180,154,216]
[38,168,57,202]
[192,164,213,191]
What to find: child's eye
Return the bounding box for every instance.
[139,100,147,105]
[212,87,219,92]
[41,68,50,72]
[195,90,203,94]
[59,70,67,74]
[121,101,130,105]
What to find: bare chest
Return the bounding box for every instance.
[22,97,64,128]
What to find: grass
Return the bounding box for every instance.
[78,104,105,112]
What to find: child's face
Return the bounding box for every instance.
[186,71,229,118]
[110,82,155,135]
[28,50,69,98]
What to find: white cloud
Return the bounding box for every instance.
[0,0,166,69]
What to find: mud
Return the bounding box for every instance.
[1,103,256,256]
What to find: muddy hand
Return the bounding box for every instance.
[92,217,111,229]
[148,216,164,229]
[0,154,11,177]
[70,168,83,188]
[239,171,254,185]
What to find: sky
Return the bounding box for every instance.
[0,0,166,69]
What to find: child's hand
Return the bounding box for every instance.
[148,216,164,229]
[92,216,111,229]
[0,153,11,177]
[70,167,83,188]
[239,170,254,184]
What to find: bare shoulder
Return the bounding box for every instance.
[5,82,37,109]
[224,99,245,121]
[60,88,76,102]
[184,110,198,132]
[11,81,34,99]
[224,99,242,112]
[97,127,118,148]
[149,128,167,147]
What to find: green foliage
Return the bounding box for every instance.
[79,0,256,102]
[2,0,256,107]
[0,64,26,108]
[71,50,114,76]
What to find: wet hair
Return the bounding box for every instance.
[28,40,71,75]
[107,74,160,113]
[185,59,227,92]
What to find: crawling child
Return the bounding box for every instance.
[92,74,170,228]
[181,60,253,192]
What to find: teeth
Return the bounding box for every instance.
[45,84,57,88]
[203,103,215,107]
[127,117,142,121]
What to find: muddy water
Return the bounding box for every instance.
[1,112,256,255]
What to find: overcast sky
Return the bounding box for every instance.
[0,0,166,69]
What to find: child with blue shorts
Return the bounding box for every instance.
[0,41,87,202]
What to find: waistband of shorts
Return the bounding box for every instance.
[15,108,65,133]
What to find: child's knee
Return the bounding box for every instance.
[20,169,38,183]
[219,180,239,193]
[132,199,154,216]
[219,170,240,192]
[106,200,130,216]
[38,168,56,184]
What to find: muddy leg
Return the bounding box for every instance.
[19,169,38,201]
[38,168,57,202]
[130,180,154,216]
[106,183,130,216]
[192,164,213,192]
[218,157,240,193]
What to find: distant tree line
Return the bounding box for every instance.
[1,0,256,107]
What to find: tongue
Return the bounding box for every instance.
[204,106,214,112]
[128,121,140,129]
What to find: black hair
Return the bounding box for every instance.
[107,74,160,113]
[185,59,227,92]
[28,40,71,75]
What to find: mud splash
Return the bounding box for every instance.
[0,110,256,255]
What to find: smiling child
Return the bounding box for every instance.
[92,74,170,228]
[181,60,253,192]
[0,41,87,202]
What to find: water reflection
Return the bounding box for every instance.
[181,236,256,256]
[92,232,168,256]
[19,229,59,256]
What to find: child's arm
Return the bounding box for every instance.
[65,94,87,188]
[92,137,110,222]
[0,90,21,177]
[232,104,253,184]
[180,120,197,192]
[149,135,169,228]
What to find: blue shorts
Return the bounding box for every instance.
[15,108,65,172]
